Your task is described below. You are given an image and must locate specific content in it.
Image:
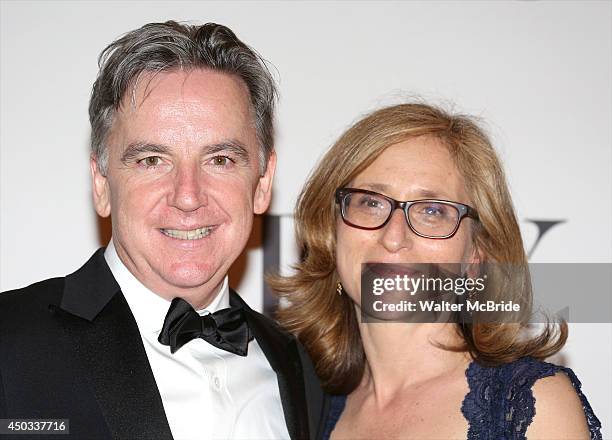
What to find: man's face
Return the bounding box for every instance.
[91,69,275,308]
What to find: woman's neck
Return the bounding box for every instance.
[357,316,470,405]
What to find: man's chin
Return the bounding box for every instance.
[162,272,216,290]
[145,272,221,306]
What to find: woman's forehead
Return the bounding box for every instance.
[350,137,470,203]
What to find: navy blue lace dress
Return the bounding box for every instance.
[322,357,602,439]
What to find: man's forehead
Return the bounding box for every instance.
[104,68,261,162]
[118,68,252,115]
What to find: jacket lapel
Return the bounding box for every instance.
[230,290,311,440]
[54,249,173,440]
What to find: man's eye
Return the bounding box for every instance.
[138,156,162,167]
[211,156,234,166]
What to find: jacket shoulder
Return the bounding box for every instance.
[0,276,65,305]
[0,277,65,325]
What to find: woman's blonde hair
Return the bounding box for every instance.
[269,103,566,394]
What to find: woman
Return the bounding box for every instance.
[270,103,601,439]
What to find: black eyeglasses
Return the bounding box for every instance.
[335,188,479,239]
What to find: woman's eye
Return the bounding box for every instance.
[366,199,382,208]
[422,203,448,217]
[357,196,384,209]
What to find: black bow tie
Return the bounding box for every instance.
[158,297,253,356]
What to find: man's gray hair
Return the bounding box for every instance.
[89,21,277,175]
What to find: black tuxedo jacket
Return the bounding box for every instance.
[0,249,329,440]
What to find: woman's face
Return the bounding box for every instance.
[335,135,479,304]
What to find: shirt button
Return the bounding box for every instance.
[213,376,221,389]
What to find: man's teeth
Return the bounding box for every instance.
[161,227,212,240]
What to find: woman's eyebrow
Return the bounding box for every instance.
[358,183,445,199]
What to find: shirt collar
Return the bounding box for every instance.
[104,239,229,335]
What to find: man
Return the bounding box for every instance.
[0,21,327,440]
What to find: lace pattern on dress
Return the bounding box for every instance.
[461,357,602,440]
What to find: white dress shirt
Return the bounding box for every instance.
[105,240,290,440]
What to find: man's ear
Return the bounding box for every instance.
[254,150,276,215]
[90,155,111,218]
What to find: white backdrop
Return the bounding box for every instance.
[1,0,610,435]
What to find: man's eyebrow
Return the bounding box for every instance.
[204,140,251,164]
[119,140,252,164]
[120,142,170,163]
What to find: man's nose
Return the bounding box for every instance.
[380,209,415,253]
[169,162,208,212]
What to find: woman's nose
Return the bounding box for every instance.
[379,209,415,253]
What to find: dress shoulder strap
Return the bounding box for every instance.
[461,357,602,439]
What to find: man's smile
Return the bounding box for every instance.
[160,226,214,240]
